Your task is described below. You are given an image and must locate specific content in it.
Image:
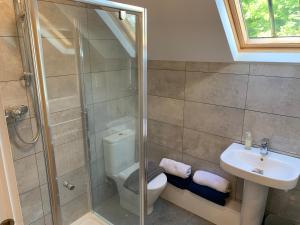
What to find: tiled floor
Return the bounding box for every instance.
[95,195,214,225]
[71,213,105,225]
[146,198,214,225]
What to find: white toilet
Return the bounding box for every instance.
[103,129,167,215]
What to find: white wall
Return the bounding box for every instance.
[117,0,233,62]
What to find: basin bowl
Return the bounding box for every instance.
[221,143,300,190]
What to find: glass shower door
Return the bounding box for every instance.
[25,0,146,224]
[82,6,141,225]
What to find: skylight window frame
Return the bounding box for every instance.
[224,0,300,51]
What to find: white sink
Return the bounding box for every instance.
[221,143,300,190]
[220,143,300,225]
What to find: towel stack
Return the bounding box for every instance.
[159,158,230,206]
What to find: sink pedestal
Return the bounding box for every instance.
[241,180,269,225]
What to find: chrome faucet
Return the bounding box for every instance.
[260,138,270,156]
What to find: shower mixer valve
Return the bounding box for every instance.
[5,105,29,122]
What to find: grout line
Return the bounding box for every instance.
[148,68,186,72]
[245,108,300,120]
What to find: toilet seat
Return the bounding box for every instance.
[118,162,139,183]
[118,162,167,191]
[148,173,167,190]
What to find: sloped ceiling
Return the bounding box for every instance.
[117,0,233,62]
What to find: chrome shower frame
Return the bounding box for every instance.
[17,0,147,225]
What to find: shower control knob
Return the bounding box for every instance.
[63,181,75,191]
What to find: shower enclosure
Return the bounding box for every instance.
[12,0,147,224]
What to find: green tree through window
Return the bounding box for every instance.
[240,0,300,38]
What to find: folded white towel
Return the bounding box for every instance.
[193,170,230,193]
[159,158,192,179]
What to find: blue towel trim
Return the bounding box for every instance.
[187,181,229,206]
[165,172,192,189]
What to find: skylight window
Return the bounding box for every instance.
[225,0,300,49]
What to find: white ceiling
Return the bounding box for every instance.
[116,0,233,62]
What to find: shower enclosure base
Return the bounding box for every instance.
[71,212,107,225]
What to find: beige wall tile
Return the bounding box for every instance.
[54,138,85,176]
[0,37,23,81]
[148,60,186,71]
[148,119,183,152]
[185,72,248,108]
[46,75,79,100]
[36,152,48,186]
[49,107,81,125]
[47,76,81,112]
[92,70,134,103]
[48,94,81,113]
[148,95,184,126]
[184,102,244,140]
[42,38,77,76]
[148,69,185,99]
[51,118,83,146]
[0,0,17,36]
[0,81,28,108]
[250,63,300,78]
[14,155,40,194]
[93,96,136,132]
[183,128,235,164]
[186,62,209,72]
[243,110,300,155]
[57,166,89,205]
[246,76,300,117]
[20,187,44,225]
[208,62,249,75]
[147,141,182,165]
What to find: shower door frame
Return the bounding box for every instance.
[23,0,147,225]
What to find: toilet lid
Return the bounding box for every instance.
[147,173,167,190]
[119,162,139,181]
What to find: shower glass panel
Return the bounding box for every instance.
[28,0,146,224]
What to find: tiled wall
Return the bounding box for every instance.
[147,60,300,223]
[0,1,52,225]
